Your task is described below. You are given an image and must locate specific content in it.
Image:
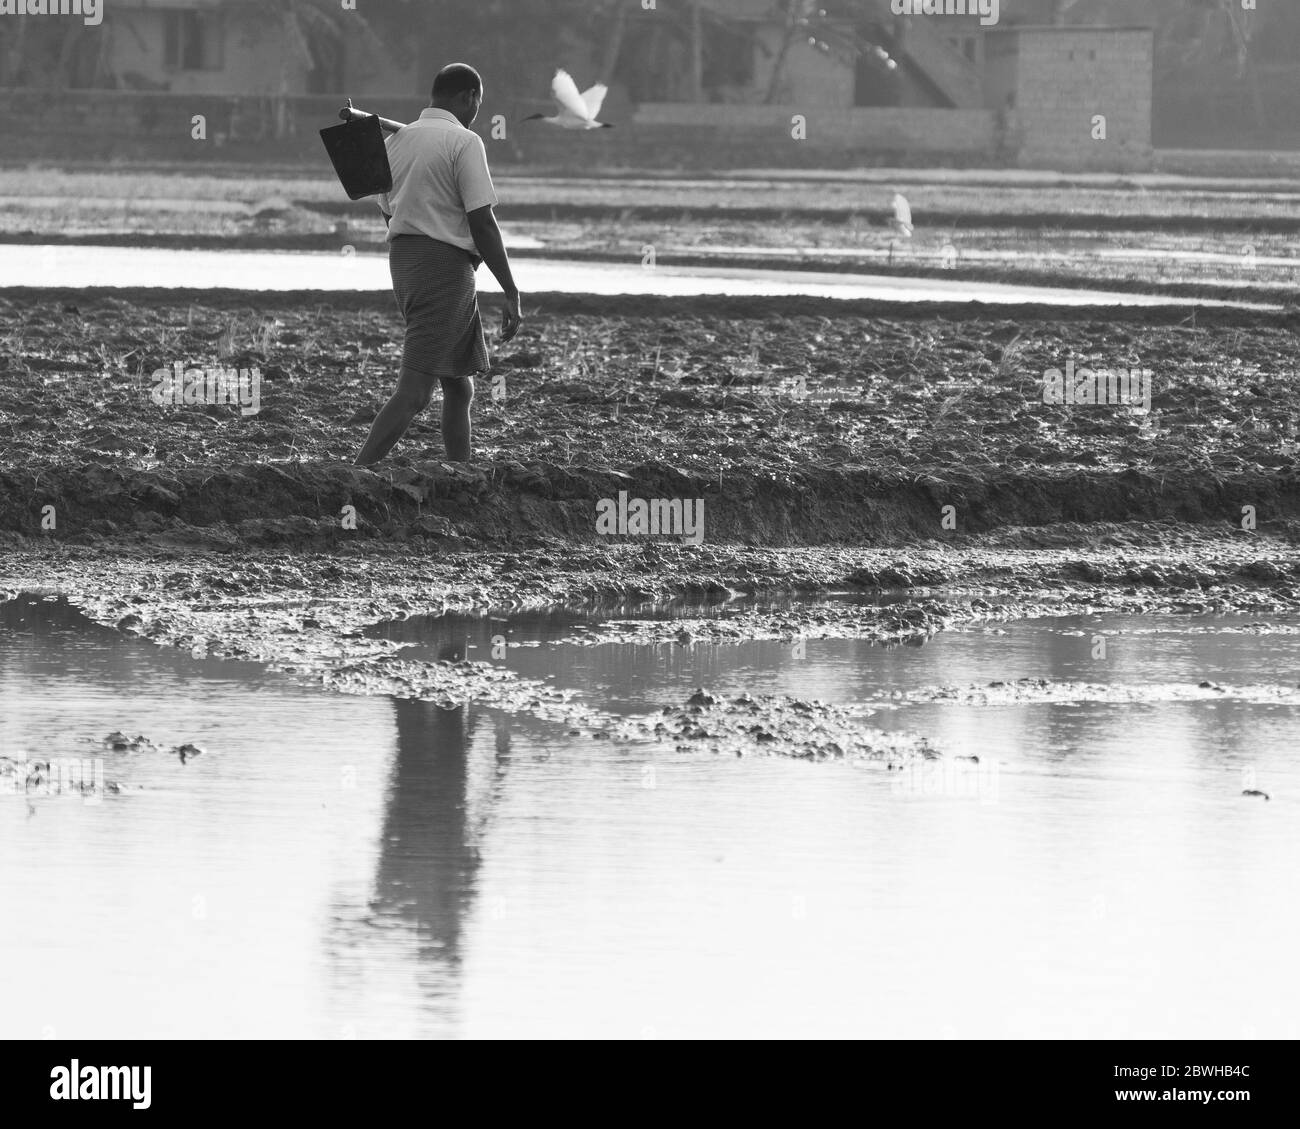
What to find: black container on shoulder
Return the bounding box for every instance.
[320,113,393,201]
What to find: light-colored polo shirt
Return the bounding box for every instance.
[378,107,498,252]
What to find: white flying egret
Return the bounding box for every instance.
[521,69,613,130]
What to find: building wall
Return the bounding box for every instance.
[99,6,305,95]
[102,4,414,97]
[752,27,857,109]
[632,102,995,155]
[1155,62,1300,151]
[1010,28,1153,170]
[0,89,996,169]
[982,26,1019,109]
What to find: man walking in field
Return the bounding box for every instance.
[355,63,522,467]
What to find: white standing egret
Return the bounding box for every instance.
[891,192,914,239]
[521,69,614,130]
[888,191,913,267]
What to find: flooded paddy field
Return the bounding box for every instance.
[6,244,1269,307]
[7,165,1300,232]
[6,165,1299,302]
[3,589,1298,1039]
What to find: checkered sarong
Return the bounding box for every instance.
[388,234,488,379]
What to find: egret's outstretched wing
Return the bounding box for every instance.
[581,83,608,120]
[551,69,592,121]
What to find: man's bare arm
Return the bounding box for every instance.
[466,204,517,294]
[467,204,521,342]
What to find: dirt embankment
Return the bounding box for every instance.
[2,290,1298,552]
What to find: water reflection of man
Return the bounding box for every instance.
[374,694,482,960]
[371,632,516,959]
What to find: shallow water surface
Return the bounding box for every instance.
[2,595,1297,1039]
[3,244,1272,306]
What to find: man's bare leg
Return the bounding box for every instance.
[440,375,474,463]
[354,366,435,467]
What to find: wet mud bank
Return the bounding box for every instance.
[3,460,1297,551]
[4,533,1299,679]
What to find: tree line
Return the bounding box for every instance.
[1,0,1294,100]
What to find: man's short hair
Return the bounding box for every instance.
[432,64,483,101]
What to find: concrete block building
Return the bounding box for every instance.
[984,25,1154,170]
[610,0,1155,170]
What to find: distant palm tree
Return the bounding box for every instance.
[764,0,815,104]
[0,15,82,89]
[1221,0,1266,128]
[597,0,630,85]
[763,0,893,105]
[1155,0,1265,128]
[1,17,28,87]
